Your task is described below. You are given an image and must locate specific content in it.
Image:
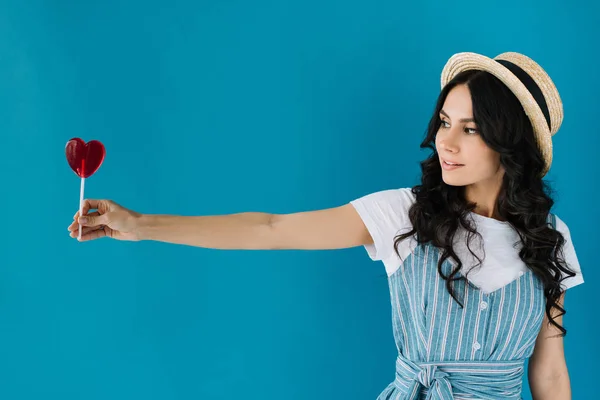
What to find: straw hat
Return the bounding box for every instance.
[440,52,563,176]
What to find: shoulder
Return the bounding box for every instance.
[551,214,571,236]
[548,213,576,244]
[349,187,416,228]
[549,213,585,290]
[350,187,416,210]
[349,187,416,261]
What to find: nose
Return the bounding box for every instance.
[439,141,458,154]
[437,128,460,154]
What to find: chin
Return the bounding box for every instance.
[441,172,472,187]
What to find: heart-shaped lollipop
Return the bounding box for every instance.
[66,138,106,178]
[66,138,106,240]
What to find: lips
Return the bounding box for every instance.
[441,158,465,171]
[443,159,464,166]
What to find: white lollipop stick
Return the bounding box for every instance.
[78,176,85,240]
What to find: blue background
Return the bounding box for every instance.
[1,1,596,399]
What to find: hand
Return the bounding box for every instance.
[68,199,142,242]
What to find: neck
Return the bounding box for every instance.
[465,176,504,220]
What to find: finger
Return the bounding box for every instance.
[78,212,109,227]
[81,199,109,217]
[69,212,100,231]
[69,224,104,237]
[78,226,109,242]
[73,203,100,220]
[81,199,99,216]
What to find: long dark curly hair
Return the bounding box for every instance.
[394,69,576,336]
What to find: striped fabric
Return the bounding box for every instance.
[376,215,555,399]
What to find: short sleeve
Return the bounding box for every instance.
[349,188,415,261]
[554,215,585,291]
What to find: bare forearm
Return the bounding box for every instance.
[135,212,274,250]
[530,371,571,400]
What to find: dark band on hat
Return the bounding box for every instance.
[496,59,552,131]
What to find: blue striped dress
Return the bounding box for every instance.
[375,215,556,399]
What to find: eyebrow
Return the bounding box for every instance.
[440,109,475,123]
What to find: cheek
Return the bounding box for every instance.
[479,148,502,171]
[467,140,501,169]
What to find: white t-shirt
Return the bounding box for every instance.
[350,188,584,294]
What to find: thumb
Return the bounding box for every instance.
[79,213,108,227]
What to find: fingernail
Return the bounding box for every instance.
[79,217,88,224]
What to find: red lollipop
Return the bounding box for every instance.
[65,138,106,240]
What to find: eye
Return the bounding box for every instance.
[440,120,450,128]
[465,127,479,135]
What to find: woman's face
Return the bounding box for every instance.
[435,84,504,188]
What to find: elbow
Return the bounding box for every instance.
[260,213,280,250]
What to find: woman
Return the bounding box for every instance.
[67,51,584,399]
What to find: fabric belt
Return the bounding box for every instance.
[393,354,525,399]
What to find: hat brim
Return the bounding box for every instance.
[440,52,553,176]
